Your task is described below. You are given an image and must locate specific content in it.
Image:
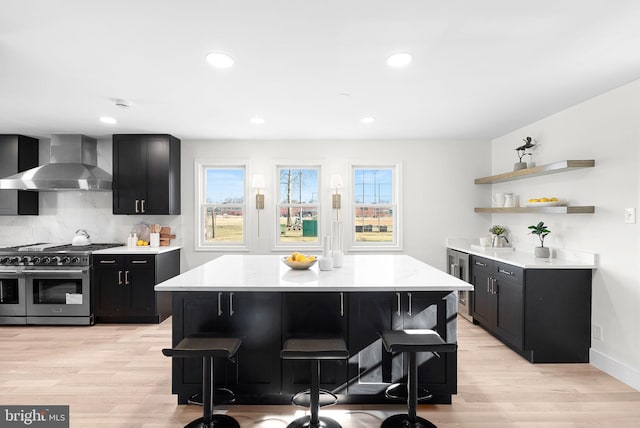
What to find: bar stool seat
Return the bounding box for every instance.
[281,337,349,428]
[379,329,457,428]
[163,335,242,428]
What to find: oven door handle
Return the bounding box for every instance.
[24,269,89,274]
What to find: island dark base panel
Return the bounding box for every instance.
[169,291,458,405]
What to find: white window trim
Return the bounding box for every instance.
[347,161,403,252]
[194,160,251,252]
[272,162,324,252]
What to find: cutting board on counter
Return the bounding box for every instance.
[159,226,176,246]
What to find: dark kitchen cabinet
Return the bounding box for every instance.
[112,134,180,215]
[471,254,591,362]
[172,291,282,403]
[282,292,348,395]
[93,250,179,323]
[348,291,457,401]
[0,134,39,215]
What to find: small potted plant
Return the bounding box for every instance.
[514,137,535,171]
[489,225,509,247]
[528,221,550,257]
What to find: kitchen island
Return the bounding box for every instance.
[155,254,473,405]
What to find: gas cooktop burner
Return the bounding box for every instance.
[0,243,123,267]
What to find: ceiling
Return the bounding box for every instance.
[2,0,640,141]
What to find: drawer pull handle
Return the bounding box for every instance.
[498,268,513,276]
[475,261,487,267]
[131,260,148,264]
[99,260,116,264]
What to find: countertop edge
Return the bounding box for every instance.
[93,245,182,255]
[447,242,596,269]
[154,285,473,292]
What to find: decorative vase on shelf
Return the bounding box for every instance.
[534,246,550,258]
[514,162,527,171]
[332,221,344,267]
[318,235,334,271]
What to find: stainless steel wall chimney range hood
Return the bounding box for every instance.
[0,134,112,191]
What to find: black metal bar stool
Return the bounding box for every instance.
[379,329,457,428]
[281,337,349,428]
[162,335,242,428]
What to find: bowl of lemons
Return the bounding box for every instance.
[526,197,563,207]
[282,252,317,270]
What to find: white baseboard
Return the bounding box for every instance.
[590,348,640,391]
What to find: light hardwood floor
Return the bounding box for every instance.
[1,318,639,428]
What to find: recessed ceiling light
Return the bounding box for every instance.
[360,116,375,124]
[250,117,265,125]
[386,52,412,67]
[206,52,234,68]
[100,116,117,124]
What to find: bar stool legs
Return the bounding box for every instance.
[184,356,239,428]
[380,352,436,428]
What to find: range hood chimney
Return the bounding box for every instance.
[0,134,112,191]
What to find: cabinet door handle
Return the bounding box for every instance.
[492,278,498,295]
[407,292,412,317]
[118,270,122,285]
[339,292,344,317]
[487,277,491,293]
[141,199,146,213]
[396,292,401,317]
[498,268,513,276]
[475,261,487,267]
[124,271,129,285]
[135,200,139,213]
[217,292,223,316]
[0,283,4,303]
[229,292,235,317]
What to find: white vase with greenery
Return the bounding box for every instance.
[528,221,551,258]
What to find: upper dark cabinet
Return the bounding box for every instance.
[112,134,180,215]
[0,134,39,216]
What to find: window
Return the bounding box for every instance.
[277,167,320,246]
[195,162,247,250]
[352,165,400,249]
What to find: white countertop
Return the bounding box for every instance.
[446,238,597,269]
[93,245,181,255]
[154,254,473,292]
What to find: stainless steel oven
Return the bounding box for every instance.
[0,242,123,326]
[0,268,26,324]
[25,266,92,325]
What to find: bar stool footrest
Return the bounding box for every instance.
[384,382,433,402]
[380,414,437,428]
[291,389,339,408]
[187,388,236,406]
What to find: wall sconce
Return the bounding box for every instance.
[252,174,266,236]
[330,174,343,221]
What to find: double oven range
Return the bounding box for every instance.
[0,243,122,325]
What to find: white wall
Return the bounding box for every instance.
[180,139,490,270]
[490,79,640,390]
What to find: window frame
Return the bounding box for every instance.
[274,163,323,251]
[348,162,402,251]
[194,160,250,252]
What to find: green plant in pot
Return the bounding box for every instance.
[528,221,550,257]
[489,225,509,247]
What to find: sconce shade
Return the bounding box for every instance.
[330,174,344,189]
[252,174,266,190]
